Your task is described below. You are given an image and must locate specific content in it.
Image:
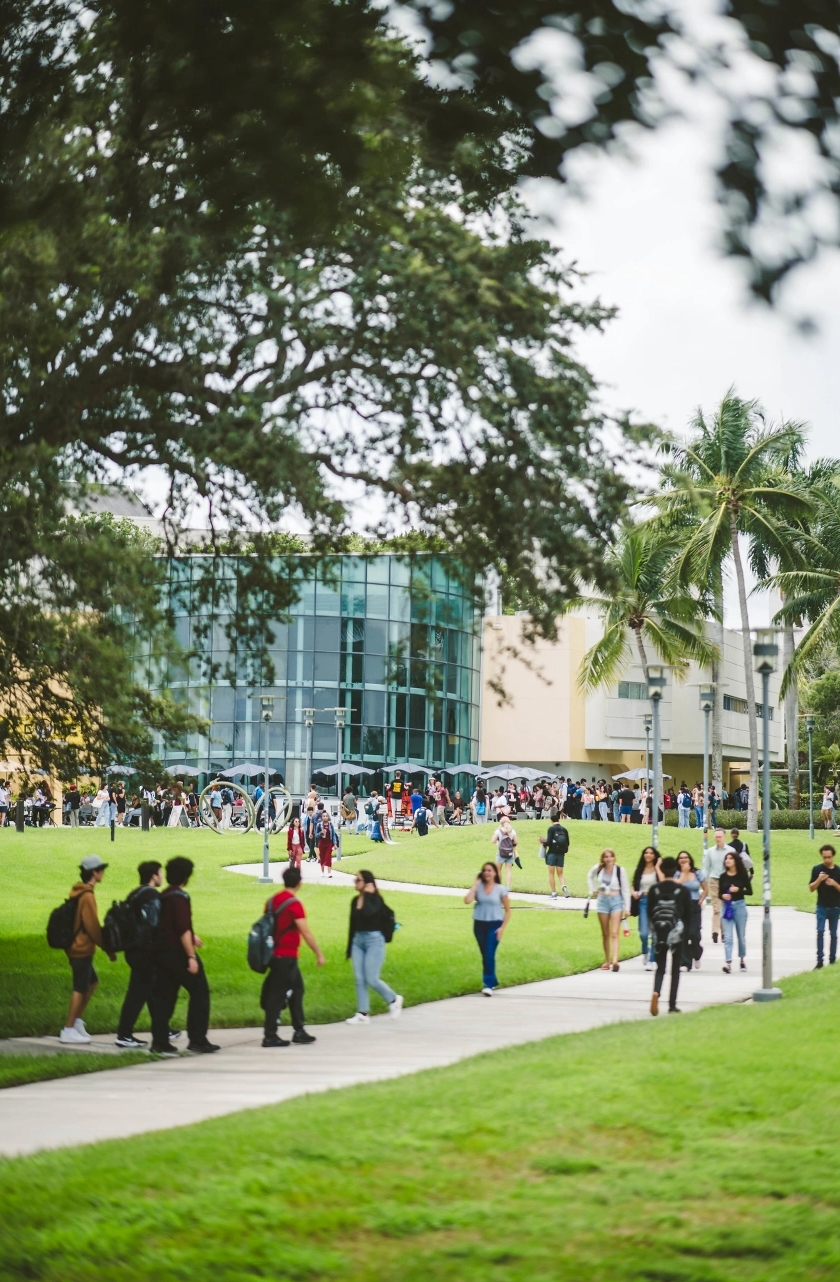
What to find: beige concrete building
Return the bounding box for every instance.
[480,614,784,789]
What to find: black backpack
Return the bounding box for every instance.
[103,888,161,953]
[380,899,397,944]
[46,897,78,949]
[649,885,685,948]
[547,825,569,856]
[247,895,301,974]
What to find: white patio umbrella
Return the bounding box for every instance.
[0,760,24,772]
[386,762,434,774]
[444,764,483,775]
[165,764,202,775]
[314,763,373,775]
[483,764,533,782]
[612,768,672,782]
[221,762,272,777]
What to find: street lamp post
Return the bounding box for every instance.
[806,715,815,840]
[753,630,782,1002]
[303,706,315,799]
[643,714,652,788]
[699,685,716,860]
[334,705,347,859]
[647,666,666,850]
[249,693,280,883]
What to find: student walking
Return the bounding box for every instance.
[630,846,661,970]
[286,816,305,869]
[345,870,403,1024]
[115,860,172,1049]
[539,810,571,898]
[492,816,519,889]
[675,850,707,970]
[464,863,511,995]
[59,854,117,1043]
[809,844,840,968]
[261,866,324,1047]
[150,857,220,1055]
[701,827,736,944]
[587,849,631,972]
[719,850,752,973]
[647,856,692,1015]
[315,805,337,878]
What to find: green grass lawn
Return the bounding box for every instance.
[342,817,827,909]
[0,828,638,1039]
[0,1052,147,1090]
[1,964,839,1281]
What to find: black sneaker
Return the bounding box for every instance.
[151,1043,179,1055]
[712,932,719,943]
[168,1028,182,1040]
[816,961,824,969]
[292,1030,316,1045]
[115,1035,147,1049]
[262,1034,290,1048]
[668,1007,682,1014]
[188,1041,221,1053]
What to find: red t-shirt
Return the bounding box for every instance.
[267,890,305,958]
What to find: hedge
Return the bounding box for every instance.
[664,808,814,830]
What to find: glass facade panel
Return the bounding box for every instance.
[151,553,480,791]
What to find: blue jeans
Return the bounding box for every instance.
[637,896,655,963]
[94,801,115,827]
[678,807,690,828]
[816,905,840,964]
[613,802,621,822]
[722,899,748,961]
[474,919,503,989]
[694,806,703,830]
[581,804,592,820]
[351,931,396,1013]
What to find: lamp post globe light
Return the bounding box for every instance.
[753,630,782,1002]
[647,665,666,851]
[303,707,315,798]
[326,705,348,859]
[805,715,816,841]
[699,685,716,859]
[249,692,281,883]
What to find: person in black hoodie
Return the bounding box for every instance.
[647,856,692,1016]
[115,860,175,1049]
[345,870,403,1025]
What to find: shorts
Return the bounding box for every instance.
[497,854,515,865]
[596,893,624,915]
[69,956,99,994]
[545,851,566,867]
[620,806,632,816]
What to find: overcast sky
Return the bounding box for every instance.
[524,114,840,627]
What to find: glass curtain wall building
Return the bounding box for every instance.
[143,553,481,793]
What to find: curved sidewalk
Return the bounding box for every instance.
[0,905,814,1159]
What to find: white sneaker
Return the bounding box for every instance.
[74,1018,87,1035]
[481,987,493,996]
[562,886,571,898]
[550,891,558,900]
[345,1012,370,1025]
[59,1025,90,1044]
[390,994,404,1019]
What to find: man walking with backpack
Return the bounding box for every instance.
[150,857,219,1055]
[648,856,692,1016]
[540,810,571,899]
[58,854,117,1043]
[115,860,178,1050]
[261,866,324,1047]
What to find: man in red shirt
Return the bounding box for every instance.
[150,856,219,1055]
[262,866,325,1048]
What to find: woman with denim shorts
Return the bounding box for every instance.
[587,849,631,971]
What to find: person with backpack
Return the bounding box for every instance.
[677,785,692,828]
[540,810,571,899]
[586,849,631,971]
[315,804,337,878]
[114,860,178,1050]
[719,849,752,973]
[303,802,319,858]
[149,857,219,1055]
[647,856,692,1015]
[492,816,519,888]
[412,800,430,836]
[471,783,488,824]
[57,854,117,1043]
[464,862,511,995]
[674,849,707,970]
[261,865,324,1047]
[344,870,403,1024]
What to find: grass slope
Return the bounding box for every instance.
[342,818,826,909]
[1,966,838,1281]
[0,829,637,1039]
[0,1052,147,1090]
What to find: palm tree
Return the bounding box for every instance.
[652,391,811,832]
[571,523,717,818]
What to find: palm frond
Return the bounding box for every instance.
[578,623,631,693]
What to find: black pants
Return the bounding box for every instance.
[654,944,681,1010]
[682,901,703,967]
[151,950,210,1047]
[261,956,305,1036]
[117,948,156,1038]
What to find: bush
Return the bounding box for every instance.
[664,808,812,830]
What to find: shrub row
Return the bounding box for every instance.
[664,808,815,831]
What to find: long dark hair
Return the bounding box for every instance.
[676,850,697,872]
[632,846,659,890]
[724,850,749,880]
[479,862,501,884]
[358,868,377,889]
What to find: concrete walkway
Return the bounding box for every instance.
[0,905,814,1159]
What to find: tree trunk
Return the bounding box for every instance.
[633,627,649,681]
[729,511,759,832]
[782,616,798,808]
[712,583,724,795]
